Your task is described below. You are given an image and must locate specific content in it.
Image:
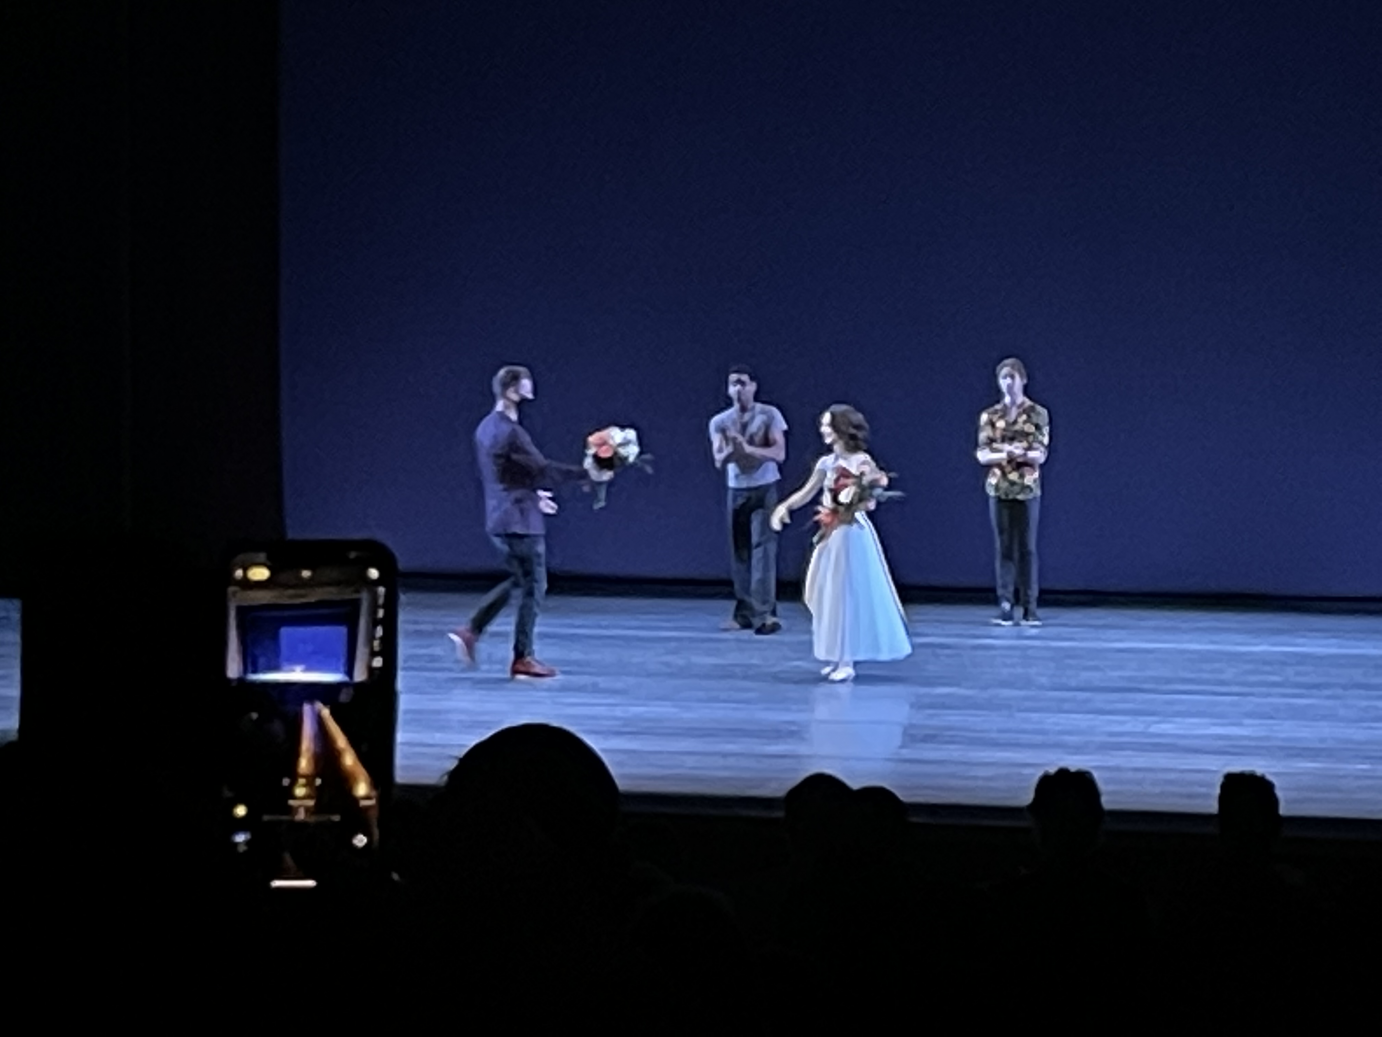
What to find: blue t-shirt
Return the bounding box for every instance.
[708,403,787,488]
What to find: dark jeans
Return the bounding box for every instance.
[990,496,1040,611]
[728,483,779,626]
[470,533,547,659]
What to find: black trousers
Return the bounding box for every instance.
[469,533,547,659]
[728,482,779,626]
[989,496,1040,611]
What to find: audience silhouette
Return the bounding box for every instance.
[0,723,1369,1011]
[1163,771,1332,989]
[984,767,1151,994]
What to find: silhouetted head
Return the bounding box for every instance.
[784,772,854,861]
[1217,771,1281,859]
[441,723,620,862]
[854,784,908,862]
[1027,768,1105,861]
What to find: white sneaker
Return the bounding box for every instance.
[827,665,855,682]
[821,663,837,676]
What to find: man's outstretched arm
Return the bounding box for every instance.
[503,424,589,484]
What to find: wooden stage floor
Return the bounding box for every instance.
[2,594,1380,820]
[396,591,1382,821]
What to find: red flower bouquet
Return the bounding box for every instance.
[813,464,903,543]
[583,425,654,508]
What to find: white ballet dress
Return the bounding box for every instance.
[802,452,912,664]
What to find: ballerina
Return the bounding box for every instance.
[770,404,912,681]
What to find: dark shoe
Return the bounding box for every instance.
[754,619,781,635]
[992,603,1015,626]
[1022,609,1042,627]
[447,626,478,666]
[510,657,558,679]
[721,617,753,631]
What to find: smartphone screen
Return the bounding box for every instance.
[221,541,397,889]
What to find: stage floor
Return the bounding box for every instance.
[395,591,1382,820]
[2,594,1380,820]
[0,600,15,742]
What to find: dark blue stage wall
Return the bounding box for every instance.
[280,1,1381,599]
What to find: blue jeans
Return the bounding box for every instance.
[470,533,547,659]
[728,483,779,626]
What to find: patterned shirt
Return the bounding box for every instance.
[977,398,1050,500]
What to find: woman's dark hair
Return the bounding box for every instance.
[825,404,869,453]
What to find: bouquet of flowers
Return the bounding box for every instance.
[814,463,903,543]
[584,425,653,508]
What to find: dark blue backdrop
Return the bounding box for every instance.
[281,0,1381,597]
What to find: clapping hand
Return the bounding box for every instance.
[537,490,559,515]
[726,432,755,461]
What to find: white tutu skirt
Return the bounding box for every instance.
[803,513,912,663]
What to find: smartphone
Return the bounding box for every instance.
[220,540,398,889]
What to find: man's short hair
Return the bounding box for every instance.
[492,365,531,399]
[728,364,755,382]
[996,357,1027,382]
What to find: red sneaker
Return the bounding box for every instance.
[447,627,478,667]
[510,657,558,679]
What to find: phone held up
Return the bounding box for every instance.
[220,540,398,891]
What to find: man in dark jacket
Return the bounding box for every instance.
[450,365,611,679]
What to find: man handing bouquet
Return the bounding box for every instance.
[449,365,616,680]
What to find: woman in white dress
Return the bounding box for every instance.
[770,405,912,681]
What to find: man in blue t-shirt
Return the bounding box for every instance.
[708,365,787,634]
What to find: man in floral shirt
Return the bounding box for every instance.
[976,358,1050,626]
